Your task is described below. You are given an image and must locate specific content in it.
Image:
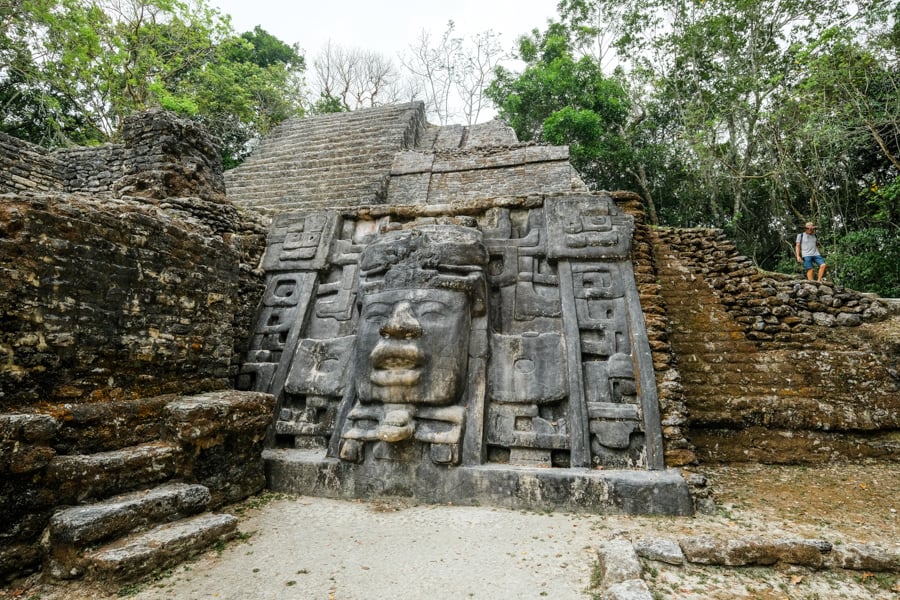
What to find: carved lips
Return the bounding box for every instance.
[369,341,424,386]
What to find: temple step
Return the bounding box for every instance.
[85,512,238,581]
[42,481,238,583]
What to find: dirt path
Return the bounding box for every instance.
[4,463,898,600]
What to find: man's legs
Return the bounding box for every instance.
[803,256,827,282]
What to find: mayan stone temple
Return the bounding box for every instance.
[3,99,899,585]
[226,102,693,514]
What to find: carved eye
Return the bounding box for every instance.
[416,302,446,320]
[514,358,536,374]
[362,303,391,323]
[273,281,295,298]
[318,358,339,372]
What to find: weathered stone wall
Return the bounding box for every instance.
[0,111,269,582]
[0,110,266,409]
[614,193,695,468]
[114,109,226,202]
[0,133,60,193]
[0,390,274,581]
[657,228,891,342]
[653,227,899,464]
[0,193,265,409]
[388,145,587,205]
[1,110,225,201]
[54,145,125,194]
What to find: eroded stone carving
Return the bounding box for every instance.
[240,192,688,514]
[336,225,487,464]
[241,194,664,468]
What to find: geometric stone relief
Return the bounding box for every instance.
[241,193,666,474]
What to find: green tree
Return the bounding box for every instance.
[487,24,642,211]
[541,0,898,287]
[1,1,305,166]
[180,27,305,166]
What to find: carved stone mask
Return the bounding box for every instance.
[355,288,471,405]
[354,225,488,406]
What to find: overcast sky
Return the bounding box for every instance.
[208,0,558,64]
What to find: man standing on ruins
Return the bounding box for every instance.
[795,221,827,282]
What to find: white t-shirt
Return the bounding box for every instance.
[796,232,820,257]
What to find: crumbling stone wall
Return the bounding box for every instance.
[0,193,265,409]
[54,145,125,194]
[614,193,695,467]
[0,110,266,410]
[0,390,274,582]
[653,227,899,464]
[0,110,270,583]
[0,133,59,193]
[1,109,225,201]
[113,109,225,202]
[657,228,891,342]
[4,197,202,406]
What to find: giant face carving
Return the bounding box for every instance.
[355,288,471,405]
[353,225,488,407]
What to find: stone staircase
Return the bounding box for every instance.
[43,482,236,581]
[1,391,273,583]
[652,231,900,463]
[224,103,425,214]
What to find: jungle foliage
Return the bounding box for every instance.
[488,0,899,296]
[0,0,305,166]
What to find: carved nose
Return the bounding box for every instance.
[380,301,422,339]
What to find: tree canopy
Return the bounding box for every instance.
[489,0,899,295]
[0,0,305,165]
[487,23,644,216]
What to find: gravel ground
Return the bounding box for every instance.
[4,463,898,600]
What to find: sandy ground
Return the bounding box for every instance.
[133,498,598,600]
[3,463,899,600]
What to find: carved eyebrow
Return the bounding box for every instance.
[362,302,394,315]
[415,301,449,314]
[362,299,452,317]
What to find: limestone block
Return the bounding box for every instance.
[634,538,685,565]
[595,539,644,586]
[600,579,653,600]
[831,542,900,572]
[85,513,237,581]
[44,483,211,579]
[45,442,180,505]
[0,414,58,474]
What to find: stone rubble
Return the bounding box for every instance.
[591,534,900,598]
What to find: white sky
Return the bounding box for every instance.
[208,0,558,67]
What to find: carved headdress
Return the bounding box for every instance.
[358,225,488,314]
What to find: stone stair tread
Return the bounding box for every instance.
[233,149,395,168]
[228,177,383,192]
[230,161,392,175]
[86,512,238,580]
[47,482,211,547]
[244,142,399,161]
[46,441,180,505]
[228,174,386,189]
